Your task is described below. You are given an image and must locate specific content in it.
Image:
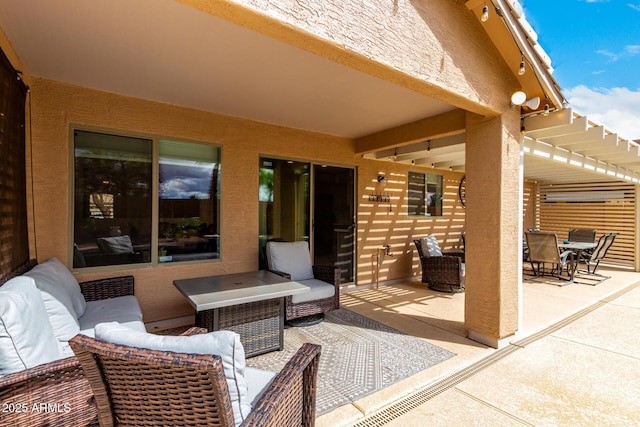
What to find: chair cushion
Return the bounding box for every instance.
[24,259,81,341]
[266,241,314,281]
[95,322,251,426]
[293,279,335,304]
[245,367,277,407]
[0,276,65,377]
[97,235,134,254]
[421,235,443,257]
[78,296,144,335]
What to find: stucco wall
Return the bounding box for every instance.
[27,78,466,322]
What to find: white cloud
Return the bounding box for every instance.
[629,3,640,12]
[564,85,640,141]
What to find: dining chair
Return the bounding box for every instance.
[583,232,618,274]
[525,231,575,281]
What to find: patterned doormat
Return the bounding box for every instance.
[245,308,456,415]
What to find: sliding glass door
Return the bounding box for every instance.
[258,158,355,283]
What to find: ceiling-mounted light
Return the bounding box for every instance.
[510,91,540,110]
[427,140,431,152]
[481,1,489,22]
[543,103,550,116]
[518,53,526,76]
[392,148,397,161]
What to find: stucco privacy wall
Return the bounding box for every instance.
[178,0,517,117]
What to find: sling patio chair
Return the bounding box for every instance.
[568,228,597,264]
[525,231,576,283]
[413,235,465,293]
[69,323,321,427]
[582,232,618,276]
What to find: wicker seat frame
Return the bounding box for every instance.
[413,239,465,293]
[0,259,136,427]
[69,332,321,427]
[270,265,341,321]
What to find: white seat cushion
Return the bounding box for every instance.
[293,279,335,304]
[421,235,443,257]
[79,296,144,335]
[266,241,314,281]
[95,322,251,426]
[245,367,277,407]
[0,276,65,376]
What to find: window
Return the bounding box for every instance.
[72,130,220,268]
[407,171,443,217]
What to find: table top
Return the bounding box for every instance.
[173,270,309,311]
[558,241,597,250]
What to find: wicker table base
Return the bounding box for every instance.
[196,298,283,357]
[174,271,309,358]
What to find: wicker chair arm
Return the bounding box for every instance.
[312,265,341,287]
[443,251,465,262]
[79,275,134,301]
[180,326,208,336]
[0,356,97,427]
[242,343,321,427]
[268,269,291,280]
[421,255,462,269]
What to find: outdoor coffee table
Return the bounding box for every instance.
[173,271,309,357]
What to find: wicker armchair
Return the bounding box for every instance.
[0,259,136,427]
[69,332,321,427]
[413,237,465,293]
[266,241,340,322]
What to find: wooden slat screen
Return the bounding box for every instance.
[0,48,29,276]
[538,181,636,268]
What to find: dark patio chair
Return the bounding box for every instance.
[568,229,597,263]
[413,235,465,293]
[69,331,321,427]
[583,232,618,275]
[525,231,575,281]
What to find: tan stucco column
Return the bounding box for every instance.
[464,111,521,348]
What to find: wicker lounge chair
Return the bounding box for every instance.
[69,331,321,427]
[0,259,136,427]
[413,236,465,293]
[265,241,340,322]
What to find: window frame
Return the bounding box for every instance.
[407,170,444,217]
[69,126,222,271]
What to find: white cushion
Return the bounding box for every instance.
[0,276,65,376]
[43,257,87,316]
[245,367,276,407]
[97,235,134,254]
[24,261,81,341]
[79,296,144,335]
[266,241,314,281]
[95,322,251,426]
[293,279,335,304]
[421,235,443,257]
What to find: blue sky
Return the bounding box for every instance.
[520,0,640,140]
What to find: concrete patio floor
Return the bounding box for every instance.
[318,267,640,427]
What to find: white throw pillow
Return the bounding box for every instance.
[43,257,87,316]
[97,235,134,254]
[266,241,314,281]
[24,260,81,341]
[0,276,65,377]
[95,322,250,426]
[421,235,443,257]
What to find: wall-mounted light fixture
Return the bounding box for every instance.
[510,91,540,111]
[377,175,387,185]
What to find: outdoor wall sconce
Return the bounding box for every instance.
[510,91,540,111]
[370,175,391,211]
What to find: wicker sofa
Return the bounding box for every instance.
[0,258,142,427]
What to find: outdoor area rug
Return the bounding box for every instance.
[245,308,456,415]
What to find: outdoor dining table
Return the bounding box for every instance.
[558,240,597,282]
